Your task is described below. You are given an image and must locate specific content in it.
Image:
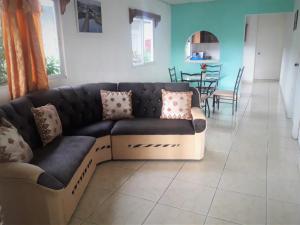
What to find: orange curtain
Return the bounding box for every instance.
[0,0,49,99]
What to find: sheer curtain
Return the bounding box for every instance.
[0,0,49,99]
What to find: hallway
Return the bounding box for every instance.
[70,81,300,225]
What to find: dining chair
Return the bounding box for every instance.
[213,66,245,115]
[205,64,222,87]
[169,67,178,82]
[180,72,216,117]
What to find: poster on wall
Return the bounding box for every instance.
[76,0,102,33]
[294,10,298,31]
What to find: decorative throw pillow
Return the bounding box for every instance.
[100,90,133,120]
[161,89,193,120]
[31,104,62,146]
[0,117,33,163]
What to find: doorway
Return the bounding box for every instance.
[243,13,289,82]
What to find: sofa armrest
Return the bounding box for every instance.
[0,162,44,183]
[191,107,206,133]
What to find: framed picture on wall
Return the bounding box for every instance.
[294,9,298,31]
[75,0,102,33]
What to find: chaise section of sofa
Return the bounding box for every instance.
[0,82,206,225]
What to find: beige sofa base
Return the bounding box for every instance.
[111,133,205,160]
[0,130,206,225]
[0,136,112,225]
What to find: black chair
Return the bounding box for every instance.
[181,72,216,117]
[213,66,245,115]
[169,67,178,82]
[205,64,222,87]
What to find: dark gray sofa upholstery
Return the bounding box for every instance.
[118,83,200,118]
[32,136,95,188]
[111,118,195,135]
[70,120,115,138]
[0,82,206,190]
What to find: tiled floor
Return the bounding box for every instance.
[69,81,300,225]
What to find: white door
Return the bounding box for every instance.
[254,14,287,80]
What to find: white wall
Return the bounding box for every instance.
[0,0,171,104]
[61,0,171,85]
[279,12,295,118]
[243,15,258,83]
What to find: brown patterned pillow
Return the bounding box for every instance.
[100,90,133,120]
[161,89,193,120]
[0,117,33,163]
[31,104,62,146]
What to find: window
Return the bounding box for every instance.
[40,0,64,76]
[131,18,154,66]
[0,0,64,85]
[0,23,7,85]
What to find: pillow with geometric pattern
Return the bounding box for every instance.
[31,104,62,146]
[0,117,33,163]
[100,90,133,120]
[160,89,193,120]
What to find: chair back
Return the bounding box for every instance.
[169,67,177,82]
[233,66,245,95]
[180,72,202,88]
[205,64,222,79]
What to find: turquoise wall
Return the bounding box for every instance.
[172,0,294,89]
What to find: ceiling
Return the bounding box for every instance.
[160,0,215,5]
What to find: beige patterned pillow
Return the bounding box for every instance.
[0,117,33,163]
[161,89,193,120]
[31,104,62,146]
[100,90,133,120]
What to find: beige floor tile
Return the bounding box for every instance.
[73,185,113,220]
[110,160,145,170]
[267,199,300,225]
[117,173,173,201]
[268,146,300,163]
[268,159,300,181]
[88,163,134,191]
[159,179,215,214]
[144,204,206,225]
[268,178,300,204]
[269,137,300,151]
[205,217,240,225]
[219,169,266,197]
[209,190,266,225]
[88,193,154,225]
[176,151,227,187]
[225,151,266,180]
[136,161,183,178]
[206,130,233,153]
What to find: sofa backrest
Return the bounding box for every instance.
[27,83,117,134]
[118,83,200,118]
[0,97,42,150]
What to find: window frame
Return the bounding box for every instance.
[47,0,67,79]
[131,17,155,67]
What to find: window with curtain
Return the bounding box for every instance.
[0,0,64,85]
[131,17,154,66]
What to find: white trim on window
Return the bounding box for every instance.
[51,0,67,79]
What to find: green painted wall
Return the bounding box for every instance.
[172,0,294,89]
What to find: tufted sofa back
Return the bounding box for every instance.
[0,82,200,150]
[118,83,200,118]
[0,97,42,150]
[27,83,117,134]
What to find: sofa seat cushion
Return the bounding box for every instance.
[69,121,114,138]
[31,136,96,189]
[111,118,195,135]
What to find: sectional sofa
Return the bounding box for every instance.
[0,82,206,225]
